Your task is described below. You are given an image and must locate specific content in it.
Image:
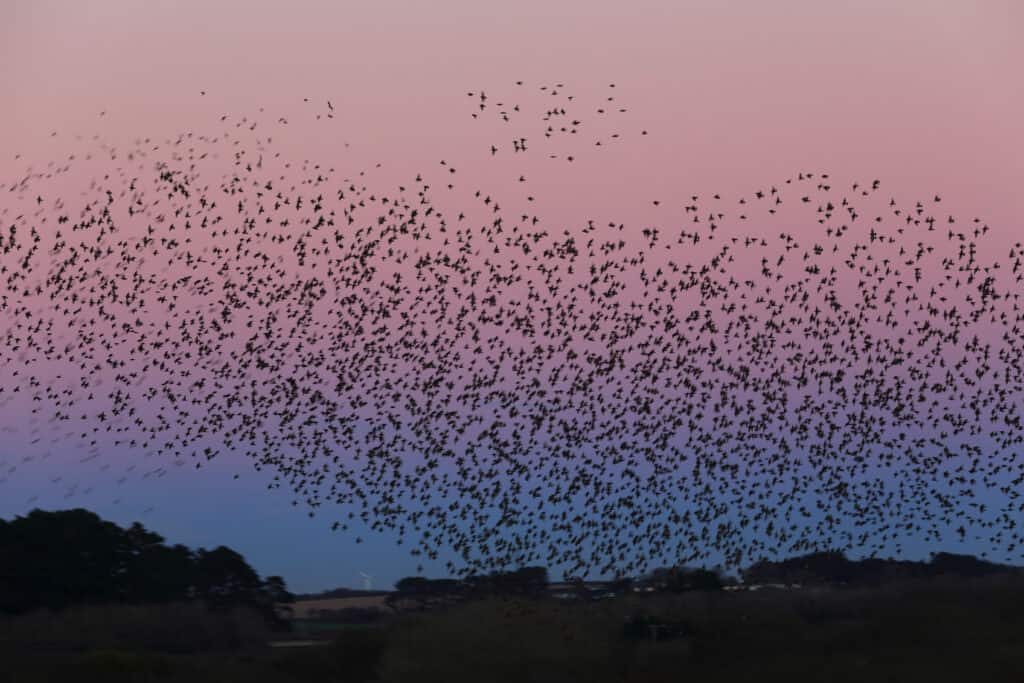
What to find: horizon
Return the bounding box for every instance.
[5,505,1020,596]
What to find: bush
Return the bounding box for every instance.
[0,601,272,655]
[265,627,389,682]
[623,614,691,641]
[72,649,176,682]
[377,597,624,683]
[311,606,385,624]
[329,627,389,681]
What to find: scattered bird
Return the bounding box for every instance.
[0,81,1020,583]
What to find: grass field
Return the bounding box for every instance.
[2,574,1023,682]
[286,595,393,619]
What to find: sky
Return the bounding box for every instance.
[2,0,1023,594]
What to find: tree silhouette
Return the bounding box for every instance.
[257,575,295,630]
[262,575,295,604]
[118,522,197,603]
[0,508,290,623]
[608,575,634,595]
[688,568,724,592]
[192,546,265,612]
[0,508,130,612]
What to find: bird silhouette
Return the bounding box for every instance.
[0,82,1020,582]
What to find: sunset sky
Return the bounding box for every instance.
[2,1,1023,594]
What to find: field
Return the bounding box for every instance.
[2,574,1023,682]
[286,595,393,619]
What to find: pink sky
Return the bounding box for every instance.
[4,0,1021,227]
[2,0,1023,591]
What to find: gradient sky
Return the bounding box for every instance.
[2,0,1023,594]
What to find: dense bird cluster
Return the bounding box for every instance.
[2,82,1023,580]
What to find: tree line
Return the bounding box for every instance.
[0,508,295,628]
[383,551,1024,609]
[6,507,1018,623]
[740,550,1022,586]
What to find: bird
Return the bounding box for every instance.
[2,79,1020,586]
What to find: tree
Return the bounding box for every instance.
[663,567,689,594]
[257,575,295,630]
[193,546,265,611]
[392,576,437,611]
[608,576,634,595]
[688,568,723,592]
[508,566,548,596]
[123,542,197,603]
[662,566,723,594]
[391,576,470,612]
[263,575,295,604]
[0,508,290,629]
[0,508,132,613]
[929,552,1006,579]
[642,566,676,591]
[395,576,433,595]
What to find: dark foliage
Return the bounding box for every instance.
[311,606,385,624]
[293,587,391,601]
[623,614,692,641]
[741,550,1023,587]
[0,507,293,630]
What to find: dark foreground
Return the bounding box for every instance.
[2,574,1023,683]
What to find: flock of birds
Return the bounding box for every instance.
[2,80,1023,580]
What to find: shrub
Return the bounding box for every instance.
[73,649,175,682]
[0,601,272,655]
[623,614,691,641]
[329,627,389,681]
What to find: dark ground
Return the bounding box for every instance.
[2,574,1023,682]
